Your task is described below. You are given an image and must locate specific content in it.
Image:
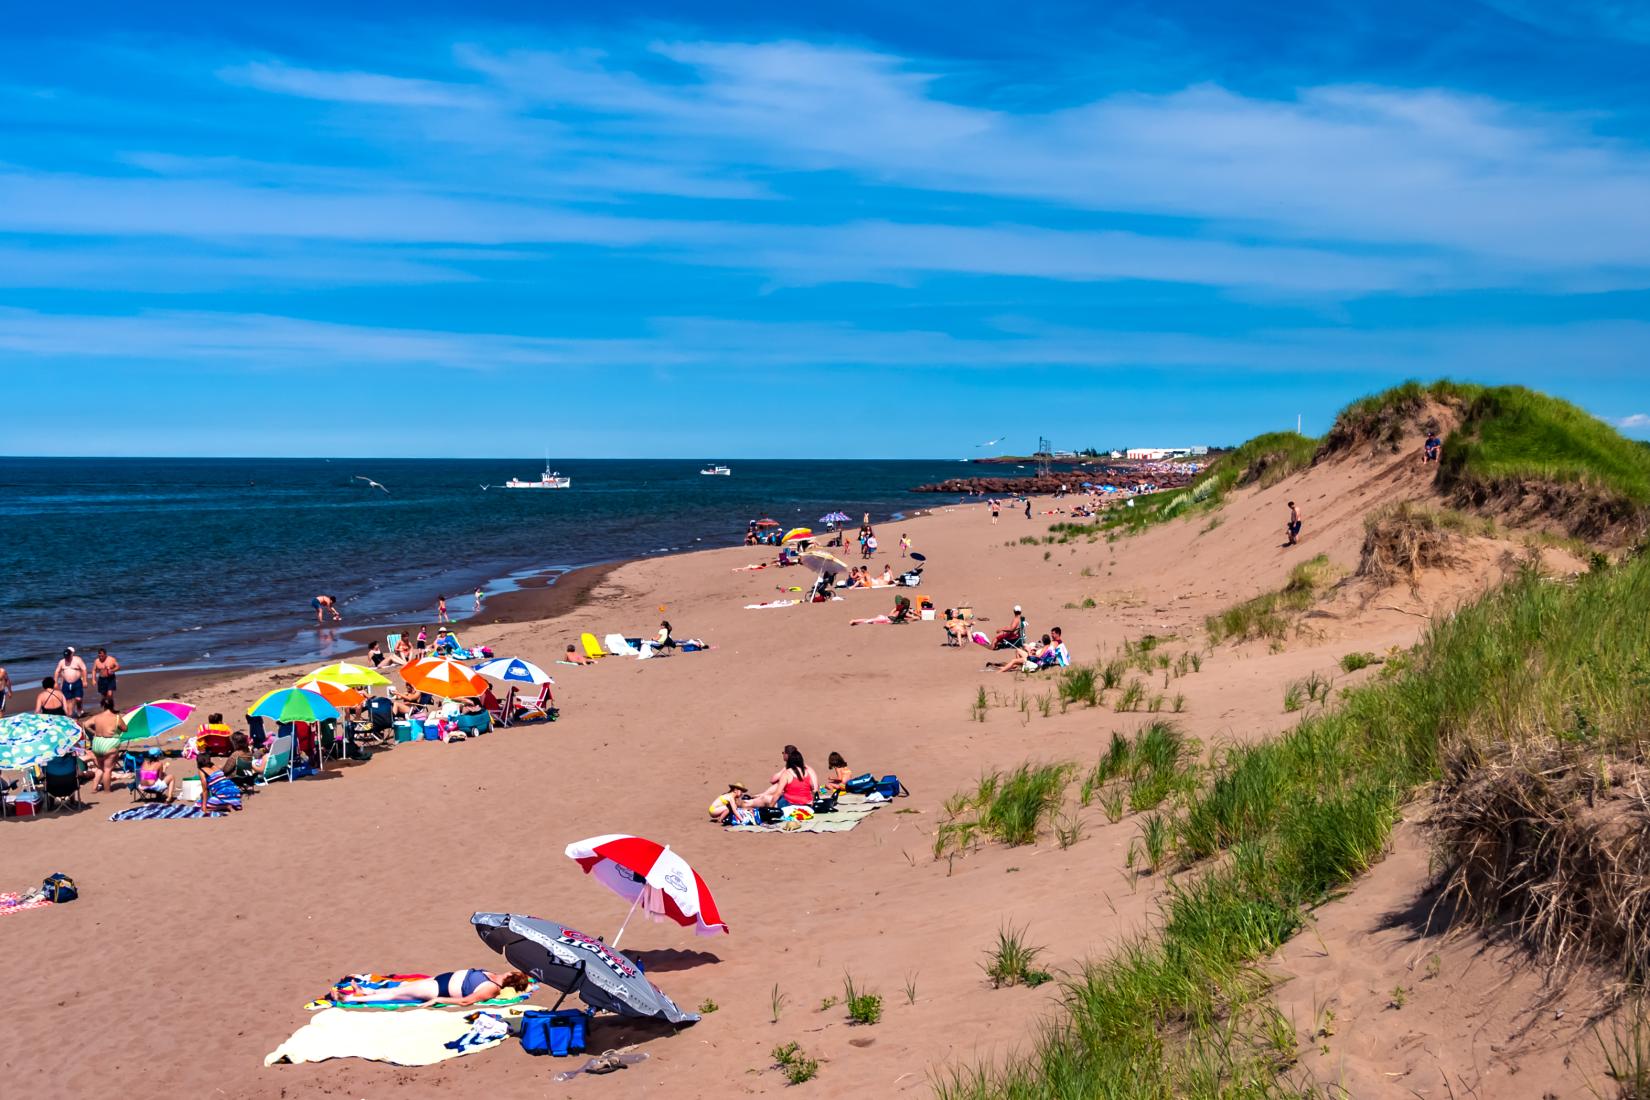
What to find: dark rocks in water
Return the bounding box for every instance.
[912,472,1198,495]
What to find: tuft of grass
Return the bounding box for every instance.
[770,984,788,1023]
[903,971,919,1006]
[1099,657,1127,691]
[1598,1003,1650,1099]
[936,762,1074,857]
[1128,811,1173,873]
[1282,682,1305,713]
[970,684,988,723]
[1172,693,1186,713]
[984,924,1052,989]
[1055,811,1085,850]
[1115,679,1146,712]
[1339,651,1377,673]
[1058,664,1099,709]
[1205,554,1335,644]
[843,974,883,1025]
[772,1042,820,1085]
[698,997,719,1014]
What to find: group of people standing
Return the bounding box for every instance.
[0,646,121,719]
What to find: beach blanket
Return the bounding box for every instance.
[603,633,639,656]
[265,1007,507,1067]
[308,973,538,1011]
[727,793,887,834]
[744,599,797,609]
[0,891,53,916]
[110,804,220,821]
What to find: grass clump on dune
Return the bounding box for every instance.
[936,546,1650,1100]
[1440,385,1650,540]
[1205,554,1335,644]
[936,762,1074,857]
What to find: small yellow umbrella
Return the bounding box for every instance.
[299,661,390,688]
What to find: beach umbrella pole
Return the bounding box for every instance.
[611,888,647,951]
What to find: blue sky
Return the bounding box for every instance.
[3,0,1648,457]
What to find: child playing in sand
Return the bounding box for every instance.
[899,533,911,557]
[708,782,748,822]
[824,752,853,791]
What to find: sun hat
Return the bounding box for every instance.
[728,781,748,792]
[145,747,163,759]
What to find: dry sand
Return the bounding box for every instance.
[0,439,1608,1098]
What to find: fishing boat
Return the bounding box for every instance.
[699,464,731,476]
[500,458,570,489]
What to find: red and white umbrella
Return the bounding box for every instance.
[564,834,727,947]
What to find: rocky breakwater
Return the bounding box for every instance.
[912,469,1199,495]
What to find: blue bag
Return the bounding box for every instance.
[844,773,876,795]
[520,1009,588,1057]
[874,774,908,799]
[42,872,78,902]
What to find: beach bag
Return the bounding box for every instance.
[42,872,77,903]
[844,773,877,795]
[757,806,784,824]
[874,775,909,800]
[521,1009,588,1057]
[812,790,839,814]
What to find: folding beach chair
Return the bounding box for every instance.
[258,734,294,784]
[40,755,84,813]
[580,632,607,660]
[512,683,558,724]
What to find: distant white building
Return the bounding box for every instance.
[1125,446,1209,460]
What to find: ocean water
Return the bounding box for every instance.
[0,457,972,672]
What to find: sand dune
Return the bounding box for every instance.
[1,428,1605,1098]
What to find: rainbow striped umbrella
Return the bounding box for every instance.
[402,657,487,699]
[0,714,83,770]
[782,527,814,544]
[248,687,341,724]
[120,699,196,742]
[299,661,390,688]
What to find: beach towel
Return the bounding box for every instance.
[744,600,797,609]
[0,891,53,916]
[726,793,887,834]
[603,633,639,656]
[309,973,538,1011]
[970,631,993,648]
[109,804,220,821]
[265,1007,506,1067]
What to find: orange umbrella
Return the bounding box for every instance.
[298,678,366,709]
[402,657,487,699]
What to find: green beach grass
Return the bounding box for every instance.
[937,548,1650,1100]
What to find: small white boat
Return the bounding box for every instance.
[700,464,731,476]
[502,463,570,490]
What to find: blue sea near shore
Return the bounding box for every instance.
[0,457,976,674]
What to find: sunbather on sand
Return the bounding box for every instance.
[942,609,966,647]
[564,644,594,665]
[333,969,533,1007]
[742,745,818,809]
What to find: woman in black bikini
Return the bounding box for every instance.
[334,969,531,1006]
[35,677,67,716]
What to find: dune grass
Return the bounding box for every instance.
[1204,554,1335,644]
[936,546,1650,1100]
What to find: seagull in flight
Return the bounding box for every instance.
[976,435,1008,448]
[353,475,390,494]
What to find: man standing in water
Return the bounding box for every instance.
[1286,501,1303,547]
[55,646,89,718]
[312,594,342,623]
[93,647,120,710]
[474,587,484,614]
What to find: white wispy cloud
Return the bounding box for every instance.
[0,307,1643,379]
[1619,413,1650,429]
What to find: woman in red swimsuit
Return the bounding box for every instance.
[743,745,818,810]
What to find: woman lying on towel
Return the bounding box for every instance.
[333,969,533,1007]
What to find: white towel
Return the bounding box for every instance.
[265,1007,505,1067]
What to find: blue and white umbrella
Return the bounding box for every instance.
[472,656,554,686]
[818,511,851,524]
[0,714,84,770]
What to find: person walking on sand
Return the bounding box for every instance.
[55,646,89,718]
[312,594,342,623]
[93,647,120,710]
[990,499,1000,524]
[1024,497,1032,520]
[437,594,450,624]
[474,587,483,614]
[899,532,911,557]
[1286,501,1303,547]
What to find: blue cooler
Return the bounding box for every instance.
[393,721,416,743]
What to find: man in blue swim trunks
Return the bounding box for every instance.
[54,647,89,718]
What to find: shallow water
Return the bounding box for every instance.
[0,457,969,672]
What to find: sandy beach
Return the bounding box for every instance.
[0,439,1611,1098]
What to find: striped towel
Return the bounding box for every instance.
[0,891,53,916]
[110,804,221,821]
